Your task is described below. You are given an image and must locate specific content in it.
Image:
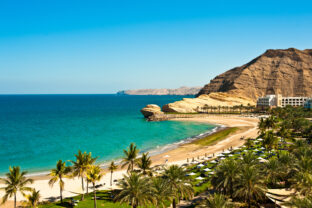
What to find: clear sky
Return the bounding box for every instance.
[1,0,312,94]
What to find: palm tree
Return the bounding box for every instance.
[291,171,312,196]
[70,150,88,200]
[85,152,97,194]
[278,151,295,181]
[151,177,172,208]
[23,189,40,208]
[115,172,153,208]
[211,158,239,198]
[234,165,267,208]
[108,161,118,186]
[204,193,232,208]
[0,166,34,208]
[163,165,194,208]
[86,165,103,208]
[258,118,266,135]
[49,160,71,203]
[240,152,259,167]
[121,143,139,172]
[265,116,278,130]
[244,138,254,149]
[264,157,281,186]
[137,152,152,175]
[262,130,279,152]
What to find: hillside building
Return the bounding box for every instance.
[257,94,310,108]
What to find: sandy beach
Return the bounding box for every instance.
[0,115,259,207]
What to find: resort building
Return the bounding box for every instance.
[257,94,310,108]
[256,95,278,108]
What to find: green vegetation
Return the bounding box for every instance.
[38,191,130,208]
[3,105,312,208]
[192,127,239,146]
[0,166,34,208]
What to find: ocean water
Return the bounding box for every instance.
[0,95,215,175]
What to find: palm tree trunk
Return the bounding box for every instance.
[110,171,113,186]
[60,185,63,203]
[81,177,85,200]
[248,189,251,208]
[14,193,16,208]
[172,198,176,208]
[87,180,89,194]
[93,183,97,208]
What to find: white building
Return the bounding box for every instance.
[256,95,277,107]
[281,97,309,107]
[257,94,310,108]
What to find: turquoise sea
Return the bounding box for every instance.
[0,95,215,175]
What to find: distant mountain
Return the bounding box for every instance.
[197,48,312,101]
[117,86,202,95]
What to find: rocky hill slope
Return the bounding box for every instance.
[198,48,312,101]
[162,92,255,113]
[118,86,201,95]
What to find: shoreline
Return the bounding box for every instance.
[1,122,221,178]
[0,115,259,205]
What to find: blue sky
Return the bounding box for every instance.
[0,0,312,94]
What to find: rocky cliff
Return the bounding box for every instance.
[117,86,201,95]
[197,48,312,101]
[162,92,255,113]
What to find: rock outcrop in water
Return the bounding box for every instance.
[118,86,201,95]
[197,48,312,100]
[140,104,164,118]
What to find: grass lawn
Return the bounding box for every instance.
[39,191,131,208]
[192,127,239,146]
[39,190,169,208]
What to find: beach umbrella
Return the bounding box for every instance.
[258,157,263,160]
[188,172,196,176]
[223,150,231,154]
[210,160,217,163]
[228,154,233,157]
[258,138,263,141]
[220,157,226,160]
[197,164,204,168]
[191,161,199,164]
[195,176,204,180]
[203,168,211,172]
[208,171,215,174]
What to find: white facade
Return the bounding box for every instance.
[281,97,309,107]
[257,95,310,108]
[256,95,277,107]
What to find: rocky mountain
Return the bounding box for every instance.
[197,48,312,101]
[117,86,201,95]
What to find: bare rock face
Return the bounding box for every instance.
[162,92,255,113]
[197,48,312,101]
[140,104,164,118]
